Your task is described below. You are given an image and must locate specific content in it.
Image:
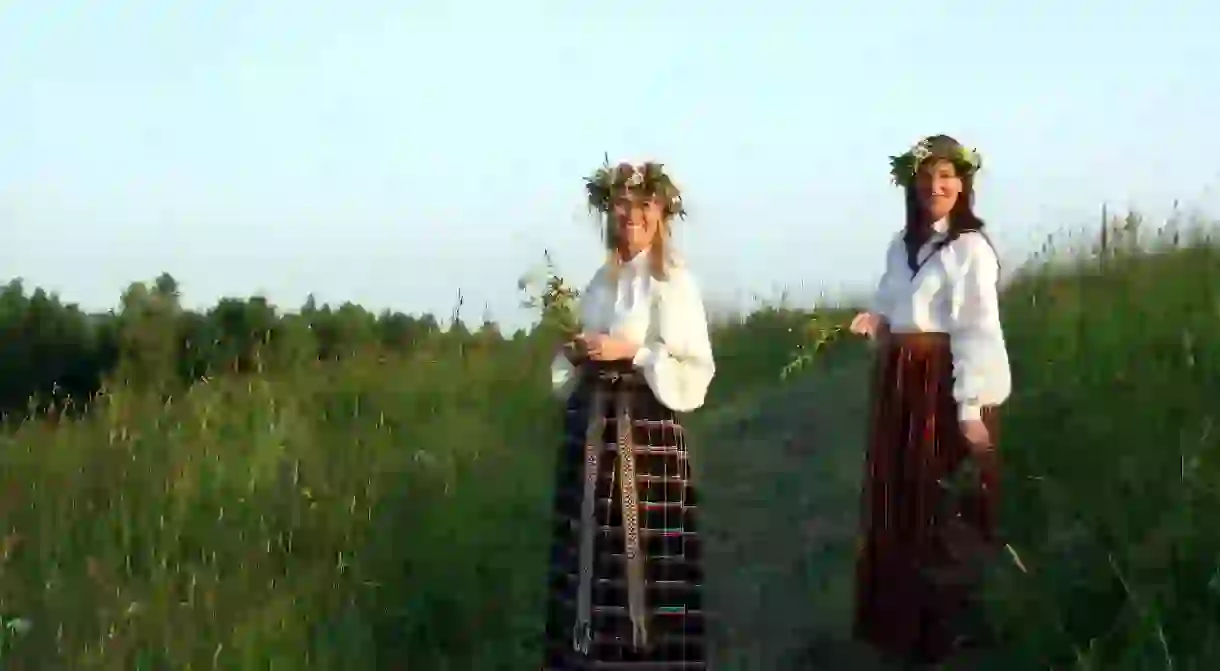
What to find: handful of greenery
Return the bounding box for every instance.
[930,456,995,581]
[780,312,851,379]
[518,250,581,337]
[939,456,985,506]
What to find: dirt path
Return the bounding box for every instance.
[691,353,892,670]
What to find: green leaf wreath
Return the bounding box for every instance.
[888,136,983,188]
[583,154,686,219]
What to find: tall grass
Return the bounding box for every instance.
[768,208,1220,669]
[1,208,1218,669]
[0,336,563,669]
[0,284,817,669]
[978,211,1220,669]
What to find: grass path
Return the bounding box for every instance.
[692,351,891,669]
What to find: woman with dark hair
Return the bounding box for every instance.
[540,159,715,669]
[848,135,1012,666]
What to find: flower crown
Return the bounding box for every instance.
[584,155,686,219]
[888,136,983,188]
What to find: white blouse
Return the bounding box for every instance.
[870,219,1012,421]
[550,250,716,413]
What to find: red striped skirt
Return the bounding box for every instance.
[542,361,705,670]
[852,332,1002,665]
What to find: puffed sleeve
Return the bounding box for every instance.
[869,232,904,320]
[629,266,716,412]
[947,233,1012,421]
[550,272,602,401]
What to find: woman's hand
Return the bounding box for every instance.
[583,333,640,362]
[849,311,888,340]
[960,419,992,456]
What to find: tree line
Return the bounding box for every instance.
[0,272,520,420]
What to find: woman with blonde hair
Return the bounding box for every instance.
[849,135,1012,666]
[541,159,715,669]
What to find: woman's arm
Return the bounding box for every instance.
[947,233,1012,421]
[631,267,715,412]
[868,232,904,321]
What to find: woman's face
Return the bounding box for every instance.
[610,192,663,257]
[914,158,962,222]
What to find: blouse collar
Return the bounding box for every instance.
[931,218,949,235]
[623,248,651,271]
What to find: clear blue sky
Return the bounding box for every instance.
[3,1,1217,329]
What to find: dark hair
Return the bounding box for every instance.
[901,135,989,276]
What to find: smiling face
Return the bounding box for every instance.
[914,158,963,222]
[609,190,664,259]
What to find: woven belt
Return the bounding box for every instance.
[572,371,649,654]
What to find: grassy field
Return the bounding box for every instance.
[2,213,1219,669]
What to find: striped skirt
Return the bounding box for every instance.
[542,361,706,670]
[852,332,1002,665]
